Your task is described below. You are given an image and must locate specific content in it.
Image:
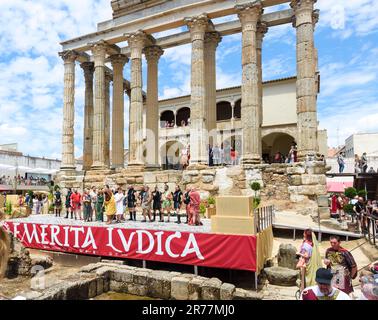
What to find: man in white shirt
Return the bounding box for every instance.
[301,268,351,300]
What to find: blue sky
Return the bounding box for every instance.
[0,0,377,159]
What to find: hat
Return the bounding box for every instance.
[315,268,333,285]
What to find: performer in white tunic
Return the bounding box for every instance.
[114,187,125,223]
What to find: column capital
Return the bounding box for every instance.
[185,14,210,38]
[205,31,222,51]
[110,54,129,67]
[235,1,263,25]
[90,40,109,57]
[59,50,78,64]
[80,62,94,77]
[312,9,320,26]
[256,21,268,49]
[291,0,317,27]
[105,70,113,83]
[143,45,164,63]
[125,30,155,50]
[290,0,317,11]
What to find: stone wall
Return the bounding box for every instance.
[20,262,262,300]
[57,161,328,213]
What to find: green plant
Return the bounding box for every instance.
[208,197,215,206]
[343,204,354,214]
[5,201,12,215]
[199,203,206,215]
[250,182,261,193]
[357,190,367,198]
[54,185,60,192]
[344,187,357,199]
[253,197,261,209]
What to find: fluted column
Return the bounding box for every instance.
[205,32,222,146]
[291,0,318,160]
[110,54,128,169]
[236,1,263,165]
[59,50,78,171]
[91,41,108,170]
[80,62,94,171]
[104,71,112,168]
[256,22,268,156]
[125,31,149,167]
[144,45,164,168]
[185,14,210,165]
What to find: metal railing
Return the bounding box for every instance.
[365,214,377,246]
[254,205,274,234]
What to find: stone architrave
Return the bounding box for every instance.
[104,71,112,168]
[80,62,95,171]
[144,45,164,168]
[59,50,78,171]
[205,31,222,146]
[291,0,318,160]
[256,22,268,156]
[236,1,264,165]
[91,41,108,170]
[185,14,210,165]
[110,54,129,169]
[124,30,152,167]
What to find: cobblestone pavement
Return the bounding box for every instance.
[4,213,212,233]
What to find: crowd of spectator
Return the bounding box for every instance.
[0,175,50,186]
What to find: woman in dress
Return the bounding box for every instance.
[96,189,105,222]
[104,189,116,225]
[180,147,189,170]
[188,187,202,226]
[296,229,322,291]
[82,189,92,222]
[114,187,125,223]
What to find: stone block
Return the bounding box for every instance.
[182,173,191,184]
[127,283,148,296]
[202,175,214,183]
[277,244,298,270]
[290,194,306,203]
[211,216,255,235]
[264,267,299,286]
[318,207,331,219]
[147,270,172,300]
[109,280,128,293]
[301,174,326,185]
[232,288,262,300]
[201,278,222,300]
[96,278,104,296]
[136,177,144,184]
[286,166,305,175]
[80,263,101,273]
[144,172,157,184]
[171,276,190,300]
[288,175,302,186]
[317,195,329,207]
[133,270,150,285]
[168,174,182,183]
[220,283,235,300]
[156,174,169,183]
[88,279,97,299]
[188,277,206,300]
[111,269,134,283]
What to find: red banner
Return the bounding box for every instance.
[2,222,257,271]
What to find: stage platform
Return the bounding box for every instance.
[1,214,262,273]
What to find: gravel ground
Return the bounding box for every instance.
[4,213,212,233]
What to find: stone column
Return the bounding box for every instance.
[236,1,263,165]
[110,54,129,169]
[205,31,222,146]
[185,14,210,165]
[91,41,108,170]
[80,62,94,171]
[125,31,149,167]
[291,0,318,160]
[144,45,164,168]
[59,50,78,171]
[256,22,268,156]
[104,71,112,168]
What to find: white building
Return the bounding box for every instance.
[344,133,378,158]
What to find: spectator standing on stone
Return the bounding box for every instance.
[95,189,105,222]
[368,167,375,173]
[353,196,367,233]
[188,187,202,226]
[219,144,225,166]
[361,152,368,173]
[212,145,220,166]
[162,183,173,223]
[180,146,189,170]
[230,147,237,166]
[354,154,361,173]
[337,152,345,173]
[324,235,357,295]
[208,144,213,167]
[89,186,98,221]
[301,268,351,300]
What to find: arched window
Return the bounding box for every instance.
[216,101,232,121]
[176,107,191,127]
[234,99,241,119]
[160,110,175,128]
